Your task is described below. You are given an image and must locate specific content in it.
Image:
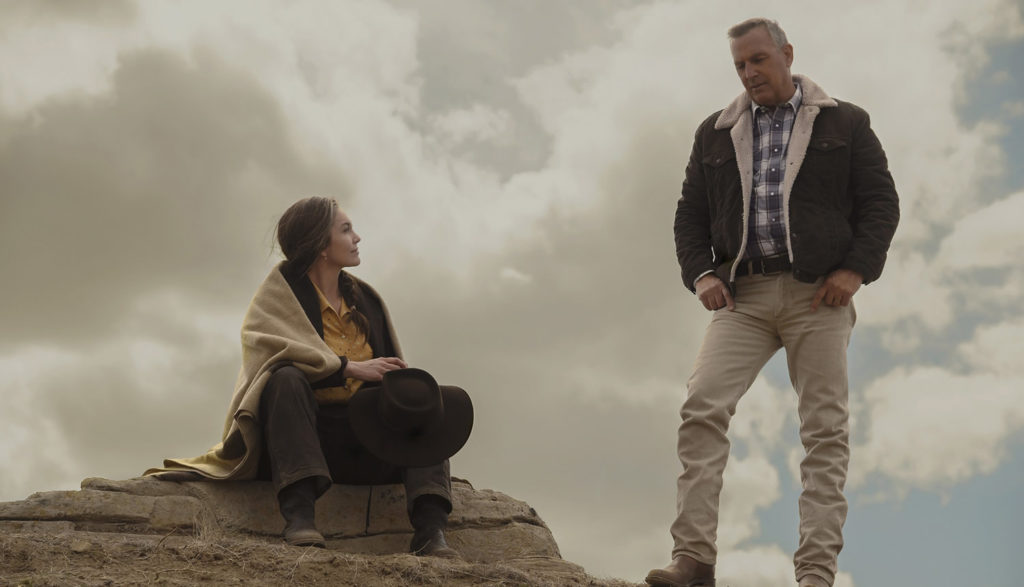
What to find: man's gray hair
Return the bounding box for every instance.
[727,18,788,48]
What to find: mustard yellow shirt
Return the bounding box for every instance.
[312,283,373,404]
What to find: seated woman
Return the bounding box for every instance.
[147,196,473,558]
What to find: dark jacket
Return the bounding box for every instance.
[674,75,899,292]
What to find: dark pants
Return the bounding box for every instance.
[258,366,452,513]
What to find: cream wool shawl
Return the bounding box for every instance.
[145,263,403,480]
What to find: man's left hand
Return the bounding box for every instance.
[811,269,863,311]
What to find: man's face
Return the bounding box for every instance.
[730,26,794,107]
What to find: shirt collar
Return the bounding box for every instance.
[312,282,349,315]
[751,81,802,117]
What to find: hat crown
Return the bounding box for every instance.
[379,370,444,437]
[349,367,474,468]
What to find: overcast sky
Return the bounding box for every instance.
[1,1,1022,585]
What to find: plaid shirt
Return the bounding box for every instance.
[744,83,802,259]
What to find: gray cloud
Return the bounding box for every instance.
[0,47,347,348]
[1,1,1023,585]
[0,0,137,29]
[393,0,647,175]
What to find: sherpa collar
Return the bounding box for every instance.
[715,74,837,130]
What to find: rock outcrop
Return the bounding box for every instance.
[0,477,638,586]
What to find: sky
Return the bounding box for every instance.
[1,1,1022,586]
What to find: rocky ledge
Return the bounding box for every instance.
[0,477,639,586]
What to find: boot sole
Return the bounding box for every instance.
[285,529,326,548]
[645,570,716,587]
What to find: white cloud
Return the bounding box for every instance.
[718,455,780,550]
[718,544,857,587]
[498,266,532,285]
[430,104,512,145]
[0,16,126,115]
[730,379,797,453]
[849,366,1024,494]
[0,299,243,502]
[1,1,1023,584]
[0,347,80,500]
[853,251,955,345]
[936,190,1024,271]
[960,318,1024,376]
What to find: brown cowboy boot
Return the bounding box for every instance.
[645,554,715,586]
[278,477,325,548]
[409,494,460,559]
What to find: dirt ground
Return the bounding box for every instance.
[0,528,640,587]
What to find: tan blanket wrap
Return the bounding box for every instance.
[144,264,402,480]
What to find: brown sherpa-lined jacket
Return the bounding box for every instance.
[674,74,899,293]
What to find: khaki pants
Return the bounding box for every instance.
[671,273,855,586]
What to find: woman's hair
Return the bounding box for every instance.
[276,196,370,338]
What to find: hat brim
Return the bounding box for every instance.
[348,383,473,468]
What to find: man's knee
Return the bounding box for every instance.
[680,378,737,432]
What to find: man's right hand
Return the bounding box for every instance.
[344,357,408,382]
[696,274,735,311]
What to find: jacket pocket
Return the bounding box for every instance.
[797,136,851,208]
[702,150,739,218]
[808,137,847,152]
[702,151,736,167]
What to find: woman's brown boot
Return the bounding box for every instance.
[278,477,325,547]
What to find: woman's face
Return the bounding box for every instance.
[322,209,361,268]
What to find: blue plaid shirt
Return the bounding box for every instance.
[744,83,802,259]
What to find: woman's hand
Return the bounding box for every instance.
[344,357,408,382]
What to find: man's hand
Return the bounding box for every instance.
[344,357,408,382]
[696,274,735,311]
[811,269,863,311]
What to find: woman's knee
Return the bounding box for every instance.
[263,365,313,402]
[267,365,306,385]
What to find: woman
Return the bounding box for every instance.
[147,197,473,558]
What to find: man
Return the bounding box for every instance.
[646,18,898,587]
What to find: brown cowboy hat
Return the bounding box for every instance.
[348,368,473,468]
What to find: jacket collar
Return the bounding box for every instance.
[715,74,837,130]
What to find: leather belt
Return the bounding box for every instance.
[735,254,792,277]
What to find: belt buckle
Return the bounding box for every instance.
[762,255,784,276]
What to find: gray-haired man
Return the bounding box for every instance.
[646,17,899,587]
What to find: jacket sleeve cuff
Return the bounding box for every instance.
[683,266,717,293]
[311,356,349,390]
[838,259,877,285]
[692,269,715,291]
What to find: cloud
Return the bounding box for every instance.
[1003,100,1024,118]
[0,293,244,498]
[849,366,1024,496]
[960,318,1024,376]
[429,104,512,145]
[936,190,1024,271]
[718,545,857,587]
[0,47,326,348]
[1,1,1023,585]
[0,1,137,114]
